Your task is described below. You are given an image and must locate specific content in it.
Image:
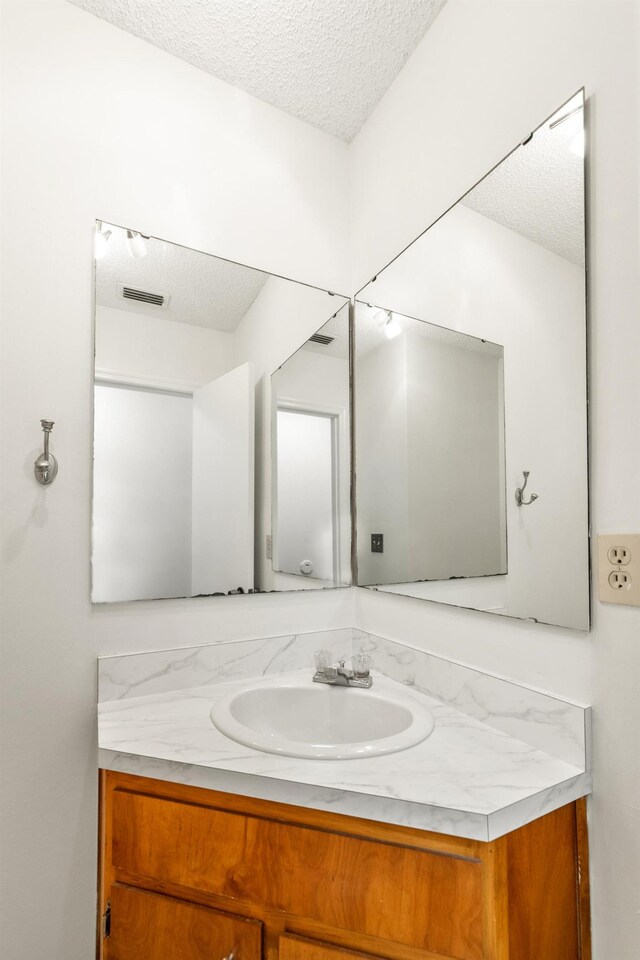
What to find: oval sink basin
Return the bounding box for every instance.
[210,674,435,760]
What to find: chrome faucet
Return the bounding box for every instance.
[313,650,372,688]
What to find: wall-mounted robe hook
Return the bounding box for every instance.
[34,419,58,485]
[515,470,537,506]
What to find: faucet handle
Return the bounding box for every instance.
[314,649,332,673]
[351,652,371,678]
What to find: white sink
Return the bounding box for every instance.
[210,673,435,760]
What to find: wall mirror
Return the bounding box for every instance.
[270,311,351,590]
[354,90,589,631]
[91,222,350,602]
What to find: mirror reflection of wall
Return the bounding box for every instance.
[91,224,349,603]
[355,308,506,591]
[355,90,589,631]
[270,307,351,591]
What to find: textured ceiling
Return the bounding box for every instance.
[68,0,447,141]
[463,93,585,265]
[96,223,269,331]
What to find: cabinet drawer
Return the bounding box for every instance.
[105,884,262,960]
[112,788,484,960]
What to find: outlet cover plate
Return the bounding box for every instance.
[371,533,384,554]
[597,534,640,607]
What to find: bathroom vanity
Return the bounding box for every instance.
[97,631,592,960]
[99,772,589,960]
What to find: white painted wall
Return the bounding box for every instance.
[357,325,505,584]
[95,305,235,388]
[357,316,506,589]
[350,2,640,956]
[0,4,351,959]
[406,334,505,581]
[191,363,255,596]
[356,328,410,584]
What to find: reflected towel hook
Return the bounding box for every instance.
[515,470,537,506]
[34,419,58,485]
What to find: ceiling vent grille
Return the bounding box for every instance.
[118,283,169,307]
[308,333,334,346]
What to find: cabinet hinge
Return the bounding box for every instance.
[102,900,111,939]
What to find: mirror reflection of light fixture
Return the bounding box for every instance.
[384,311,401,340]
[94,221,112,260]
[126,230,147,258]
[373,308,402,340]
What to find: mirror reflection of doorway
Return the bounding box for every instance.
[274,405,339,586]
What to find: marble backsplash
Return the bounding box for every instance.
[98,627,353,702]
[99,627,589,769]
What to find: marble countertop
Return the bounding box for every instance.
[99,667,590,841]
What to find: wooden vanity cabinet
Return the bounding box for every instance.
[98,771,590,960]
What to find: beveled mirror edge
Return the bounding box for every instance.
[582,86,592,633]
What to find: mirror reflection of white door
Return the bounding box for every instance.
[191,362,255,595]
[92,382,193,602]
[274,405,339,584]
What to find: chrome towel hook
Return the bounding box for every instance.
[34,419,58,485]
[515,470,537,506]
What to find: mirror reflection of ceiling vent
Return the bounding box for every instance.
[117,282,170,307]
[308,333,334,346]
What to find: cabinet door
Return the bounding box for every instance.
[112,788,484,958]
[105,884,262,960]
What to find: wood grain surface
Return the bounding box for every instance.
[99,770,591,960]
[106,884,262,960]
[111,787,484,959]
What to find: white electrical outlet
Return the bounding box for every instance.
[597,534,640,607]
[265,534,272,560]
